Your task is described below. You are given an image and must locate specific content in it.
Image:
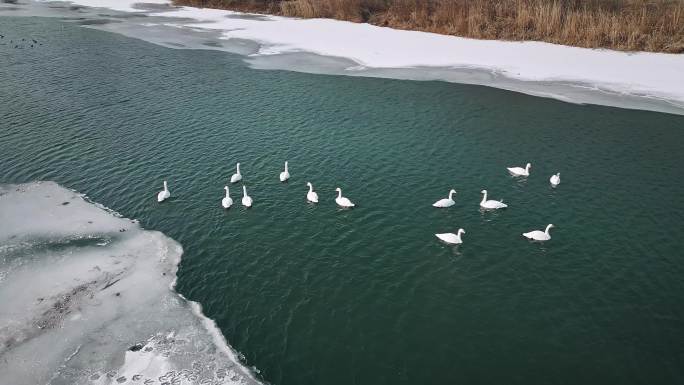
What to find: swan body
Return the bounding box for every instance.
[335,187,355,208]
[306,182,318,203]
[435,229,465,245]
[241,185,252,208]
[433,189,457,208]
[221,186,233,209]
[550,173,560,187]
[508,162,531,177]
[157,181,170,202]
[230,163,242,183]
[523,224,554,241]
[480,189,508,209]
[279,161,290,182]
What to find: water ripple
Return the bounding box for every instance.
[1,16,684,385]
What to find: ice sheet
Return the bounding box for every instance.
[0,181,260,385]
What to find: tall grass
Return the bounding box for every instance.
[173,0,684,53]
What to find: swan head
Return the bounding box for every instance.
[526,163,531,170]
[224,186,228,191]
[556,173,560,177]
[458,228,465,235]
[242,185,247,193]
[307,182,313,188]
[450,189,457,194]
[480,189,487,194]
[335,187,341,193]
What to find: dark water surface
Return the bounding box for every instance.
[2,17,684,385]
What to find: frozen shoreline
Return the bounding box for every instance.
[23,0,684,114]
[0,181,261,385]
[154,6,684,99]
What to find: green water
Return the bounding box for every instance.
[2,17,684,385]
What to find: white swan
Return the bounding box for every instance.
[432,189,457,208]
[157,181,170,202]
[241,185,252,208]
[435,229,465,245]
[335,187,355,208]
[480,189,508,209]
[550,173,560,187]
[508,162,531,177]
[221,186,233,209]
[306,182,318,203]
[230,163,242,183]
[279,161,290,182]
[523,224,554,241]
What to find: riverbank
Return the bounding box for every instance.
[7,0,682,114]
[145,4,684,113]
[173,0,684,53]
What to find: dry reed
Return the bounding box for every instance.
[173,0,684,52]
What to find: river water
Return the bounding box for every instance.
[1,12,684,385]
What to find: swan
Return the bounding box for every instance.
[550,173,560,187]
[221,186,233,209]
[157,181,170,202]
[507,162,531,177]
[306,182,318,203]
[279,161,290,182]
[230,163,242,183]
[241,185,252,208]
[523,224,554,241]
[480,189,508,209]
[335,187,355,208]
[433,189,457,208]
[435,229,465,245]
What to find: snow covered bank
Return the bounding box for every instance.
[0,182,260,385]
[152,6,684,104]
[23,0,684,112]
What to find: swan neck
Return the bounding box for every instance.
[285,162,288,172]
[225,187,230,197]
[545,225,553,234]
[337,189,342,198]
[243,186,247,195]
[237,164,240,173]
[163,181,167,190]
[481,191,487,204]
[308,183,313,193]
[449,190,455,200]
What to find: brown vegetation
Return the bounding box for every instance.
[173,0,684,53]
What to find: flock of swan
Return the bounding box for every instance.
[156,161,561,245]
